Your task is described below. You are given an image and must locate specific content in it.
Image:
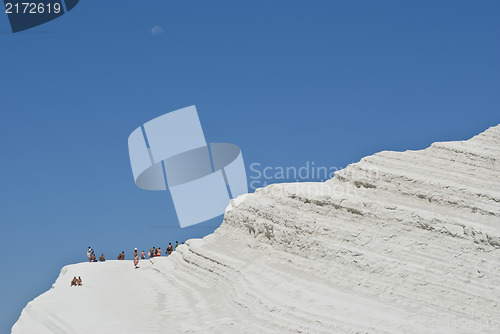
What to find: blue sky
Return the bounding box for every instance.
[0,0,499,332]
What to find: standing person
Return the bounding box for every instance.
[167,243,173,255]
[175,241,178,250]
[87,247,93,262]
[140,250,146,259]
[133,248,138,258]
[133,254,139,269]
[152,247,156,258]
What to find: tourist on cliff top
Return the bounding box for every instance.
[87,247,94,262]
[134,254,139,269]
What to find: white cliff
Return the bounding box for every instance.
[12,125,500,334]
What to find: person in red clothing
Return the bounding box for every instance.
[133,254,139,269]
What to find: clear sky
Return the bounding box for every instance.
[0,1,499,332]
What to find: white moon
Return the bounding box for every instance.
[151,26,164,36]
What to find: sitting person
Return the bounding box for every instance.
[117,251,125,260]
[77,276,82,286]
[71,276,77,287]
[99,254,105,262]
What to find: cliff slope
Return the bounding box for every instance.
[12,125,500,334]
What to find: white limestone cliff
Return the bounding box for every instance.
[12,125,500,334]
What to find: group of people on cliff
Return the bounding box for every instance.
[86,241,183,264]
[146,242,181,258]
[78,242,184,285]
[70,276,82,286]
[128,242,182,269]
[87,247,106,262]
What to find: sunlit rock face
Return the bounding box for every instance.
[13,125,500,334]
